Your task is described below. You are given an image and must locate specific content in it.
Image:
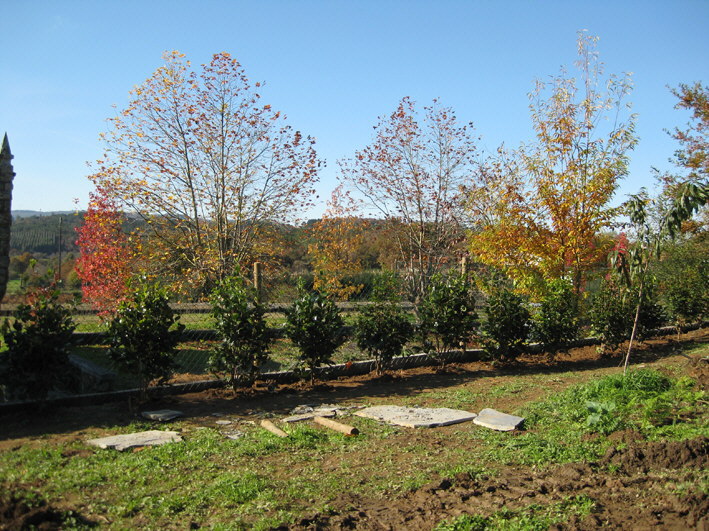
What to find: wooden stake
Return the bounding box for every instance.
[314,416,359,436]
[260,419,289,438]
[253,261,263,303]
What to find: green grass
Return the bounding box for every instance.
[2,348,707,528]
[436,495,596,530]
[456,368,708,468]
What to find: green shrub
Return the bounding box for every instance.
[355,273,413,373]
[480,282,530,361]
[588,277,630,351]
[285,282,346,381]
[209,274,270,389]
[0,286,76,401]
[655,238,708,325]
[589,277,666,352]
[106,279,184,397]
[530,277,579,352]
[418,271,477,360]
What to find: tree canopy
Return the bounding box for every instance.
[91,51,321,295]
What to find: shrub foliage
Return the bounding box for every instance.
[355,273,413,373]
[418,271,477,360]
[480,282,530,360]
[209,274,270,389]
[285,282,346,381]
[106,279,184,397]
[1,286,76,400]
[531,278,580,352]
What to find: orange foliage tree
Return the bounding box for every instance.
[91,51,320,297]
[307,186,366,300]
[75,187,133,315]
[467,32,637,295]
[339,97,479,300]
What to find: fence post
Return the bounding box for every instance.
[253,262,263,302]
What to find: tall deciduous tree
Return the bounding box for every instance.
[339,97,478,300]
[92,51,320,296]
[75,186,132,316]
[468,32,636,295]
[670,82,708,181]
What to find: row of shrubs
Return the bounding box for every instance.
[1,267,705,402]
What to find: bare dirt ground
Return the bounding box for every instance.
[1,328,708,530]
[286,436,708,530]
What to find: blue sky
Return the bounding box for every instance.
[1,0,707,217]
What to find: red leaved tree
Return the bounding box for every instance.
[75,186,132,316]
[339,97,478,300]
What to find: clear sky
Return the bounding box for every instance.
[1,0,707,217]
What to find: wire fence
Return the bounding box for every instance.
[0,298,434,404]
[0,261,595,405]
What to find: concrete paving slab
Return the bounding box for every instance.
[87,430,182,451]
[473,408,525,431]
[141,409,183,422]
[355,405,477,428]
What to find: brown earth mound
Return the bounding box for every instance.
[0,492,79,531]
[287,437,709,530]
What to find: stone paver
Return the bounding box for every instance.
[87,430,182,451]
[355,405,477,428]
[473,408,525,431]
[141,409,183,422]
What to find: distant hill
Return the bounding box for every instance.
[10,212,84,255]
[12,210,76,219]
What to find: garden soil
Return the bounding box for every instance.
[1,328,707,529]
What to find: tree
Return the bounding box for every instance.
[339,97,479,300]
[92,51,321,296]
[75,186,132,316]
[468,32,636,296]
[307,186,366,300]
[670,82,708,181]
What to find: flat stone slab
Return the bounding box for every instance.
[355,405,477,428]
[141,409,183,422]
[87,430,182,451]
[473,408,524,431]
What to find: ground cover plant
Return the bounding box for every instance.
[1,329,707,529]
